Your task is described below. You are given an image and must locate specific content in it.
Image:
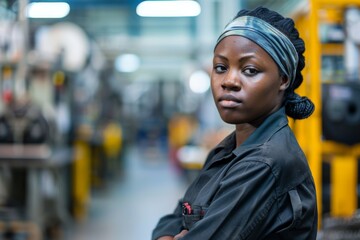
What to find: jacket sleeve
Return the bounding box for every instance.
[152,200,184,240]
[181,160,278,240]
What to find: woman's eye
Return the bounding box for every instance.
[243,67,259,76]
[214,65,227,73]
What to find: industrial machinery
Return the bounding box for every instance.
[322,7,360,145]
[322,82,360,145]
[0,100,51,145]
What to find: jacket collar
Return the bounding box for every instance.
[214,107,288,157]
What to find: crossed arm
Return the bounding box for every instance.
[153,161,277,240]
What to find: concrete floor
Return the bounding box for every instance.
[67,145,187,240]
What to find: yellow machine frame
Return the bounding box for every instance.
[292,0,360,225]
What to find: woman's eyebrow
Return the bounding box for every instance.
[214,53,257,62]
[213,54,227,60]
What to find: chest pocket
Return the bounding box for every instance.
[277,189,303,233]
[182,204,208,230]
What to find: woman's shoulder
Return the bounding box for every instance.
[262,126,313,193]
[230,126,312,193]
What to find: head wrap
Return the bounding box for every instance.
[215,16,298,88]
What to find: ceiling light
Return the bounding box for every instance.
[189,70,210,94]
[26,2,70,19]
[115,54,140,73]
[136,0,201,17]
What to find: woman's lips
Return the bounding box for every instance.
[219,100,241,108]
[218,95,242,108]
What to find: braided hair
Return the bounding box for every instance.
[233,7,315,119]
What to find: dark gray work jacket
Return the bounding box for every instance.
[152,108,318,240]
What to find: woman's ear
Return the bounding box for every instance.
[279,74,290,91]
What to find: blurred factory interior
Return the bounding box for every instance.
[1,0,360,239]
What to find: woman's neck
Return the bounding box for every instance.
[235,123,257,147]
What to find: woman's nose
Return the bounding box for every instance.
[221,70,241,91]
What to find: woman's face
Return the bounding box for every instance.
[211,35,288,126]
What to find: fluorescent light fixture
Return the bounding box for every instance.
[26,2,70,18]
[136,0,201,17]
[115,54,140,73]
[189,70,210,94]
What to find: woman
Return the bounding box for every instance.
[152,6,317,240]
